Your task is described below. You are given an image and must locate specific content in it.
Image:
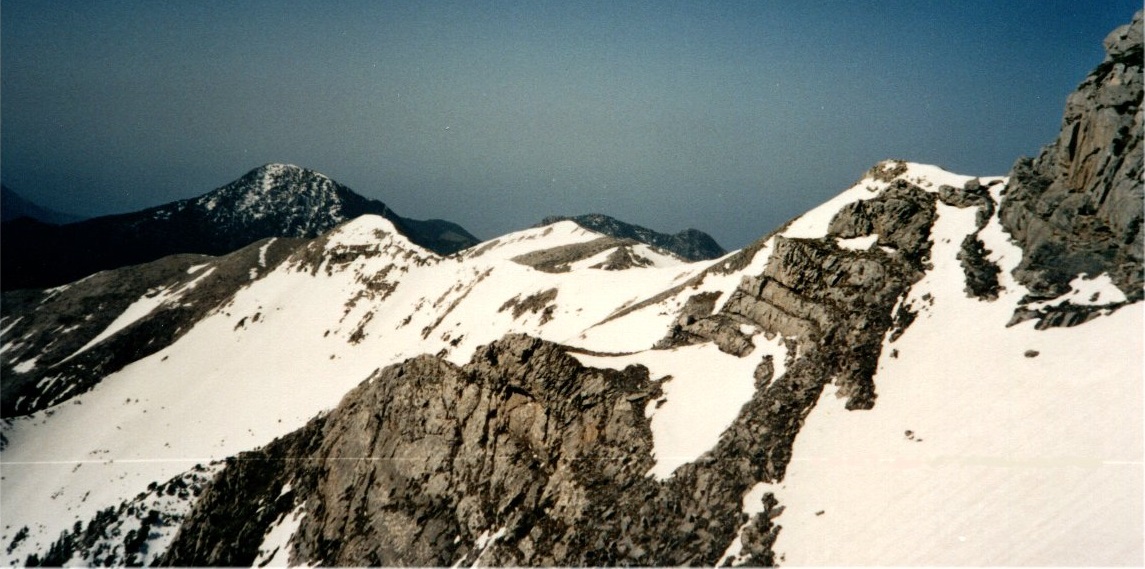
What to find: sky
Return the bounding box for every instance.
[1,1,1138,249]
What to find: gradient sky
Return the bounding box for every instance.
[1,1,1138,249]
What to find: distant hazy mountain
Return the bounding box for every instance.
[540,213,726,261]
[0,164,479,290]
[0,185,85,225]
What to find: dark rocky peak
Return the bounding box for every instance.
[185,163,479,255]
[539,213,726,261]
[178,164,372,239]
[196,164,339,213]
[999,9,1143,327]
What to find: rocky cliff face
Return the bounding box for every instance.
[163,335,768,566]
[999,11,1143,327]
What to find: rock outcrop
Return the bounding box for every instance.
[160,326,833,566]
[163,336,663,566]
[999,10,1143,326]
[937,179,1004,300]
[660,179,936,409]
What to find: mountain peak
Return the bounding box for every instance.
[248,163,329,183]
[257,162,304,172]
[192,164,354,231]
[1,165,480,290]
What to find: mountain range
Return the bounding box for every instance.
[0,11,1141,567]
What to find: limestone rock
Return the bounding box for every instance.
[999,10,1143,321]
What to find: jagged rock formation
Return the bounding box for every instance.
[540,213,726,261]
[162,336,658,566]
[999,10,1143,326]
[938,179,1004,300]
[164,335,780,566]
[660,179,937,408]
[0,164,478,290]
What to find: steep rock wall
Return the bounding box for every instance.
[999,10,1143,326]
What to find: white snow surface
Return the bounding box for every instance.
[12,356,38,374]
[835,234,879,250]
[1027,271,1130,309]
[252,505,306,567]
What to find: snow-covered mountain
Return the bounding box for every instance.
[0,11,1141,567]
[0,164,480,291]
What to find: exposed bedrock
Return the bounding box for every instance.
[999,10,1143,323]
[660,180,937,410]
[163,335,787,565]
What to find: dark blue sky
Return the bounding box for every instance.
[1,1,1138,248]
